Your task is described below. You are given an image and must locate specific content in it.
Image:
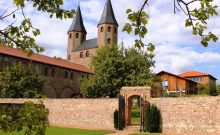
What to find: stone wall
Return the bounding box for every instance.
[0,98,118,130]
[149,97,220,135]
[0,97,220,134]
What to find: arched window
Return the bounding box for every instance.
[51,68,55,77]
[68,55,71,60]
[44,67,49,76]
[64,71,68,79]
[108,26,111,32]
[70,72,74,80]
[76,33,79,38]
[107,38,111,44]
[114,28,117,33]
[82,34,85,40]
[86,51,90,57]
[101,27,104,32]
[80,52,84,58]
[69,33,72,38]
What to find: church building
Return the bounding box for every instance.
[67,0,118,69]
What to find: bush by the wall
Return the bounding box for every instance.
[144,102,162,133]
[162,92,180,97]
[114,110,119,129]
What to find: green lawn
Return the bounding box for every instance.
[130,133,162,135]
[131,108,141,124]
[0,126,113,135]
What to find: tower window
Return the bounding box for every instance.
[114,28,117,33]
[76,33,79,38]
[82,34,85,40]
[86,51,90,57]
[69,33,72,38]
[101,27,104,32]
[107,38,111,44]
[68,55,71,60]
[80,52,84,58]
[108,26,111,32]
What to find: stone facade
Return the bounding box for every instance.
[0,96,220,134]
[67,0,118,70]
[149,97,220,135]
[0,54,89,98]
[70,48,97,69]
[0,98,118,129]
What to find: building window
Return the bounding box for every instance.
[190,77,202,82]
[86,51,90,57]
[108,26,111,32]
[76,33,79,38]
[162,80,168,89]
[64,71,68,79]
[80,52,84,58]
[51,68,55,77]
[68,55,71,60]
[70,72,74,80]
[69,33,72,39]
[101,27,104,32]
[44,67,49,76]
[82,34,85,40]
[107,38,111,44]
[114,28,117,33]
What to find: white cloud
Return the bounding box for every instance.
[1,0,220,80]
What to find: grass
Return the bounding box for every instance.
[131,107,140,124]
[130,133,162,135]
[0,126,113,135]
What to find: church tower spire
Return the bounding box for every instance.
[97,0,118,47]
[67,4,87,61]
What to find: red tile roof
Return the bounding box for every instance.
[157,71,197,83]
[178,71,217,80]
[0,46,91,74]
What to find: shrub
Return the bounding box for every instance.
[0,101,49,135]
[114,110,119,129]
[144,102,162,133]
[162,92,179,97]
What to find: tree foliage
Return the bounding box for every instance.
[0,0,218,55]
[0,101,49,135]
[123,0,218,49]
[0,0,75,55]
[80,45,159,98]
[0,62,45,98]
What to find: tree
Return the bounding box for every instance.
[0,62,45,98]
[0,0,218,55]
[0,0,75,55]
[0,63,48,135]
[80,45,158,98]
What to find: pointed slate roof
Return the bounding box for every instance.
[68,5,87,34]
[98,0,118,26]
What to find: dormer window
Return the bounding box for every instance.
[101,27,104,32]
[107,38,111,44]
[80,52,84,58]
[76,33,79,38]
[86,51,90,57]
[108,26,111,32]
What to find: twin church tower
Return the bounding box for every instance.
[67,0,118,69]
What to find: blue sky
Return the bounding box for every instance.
[0,0,220,84]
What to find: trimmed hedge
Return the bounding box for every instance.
[144,102,162,133]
